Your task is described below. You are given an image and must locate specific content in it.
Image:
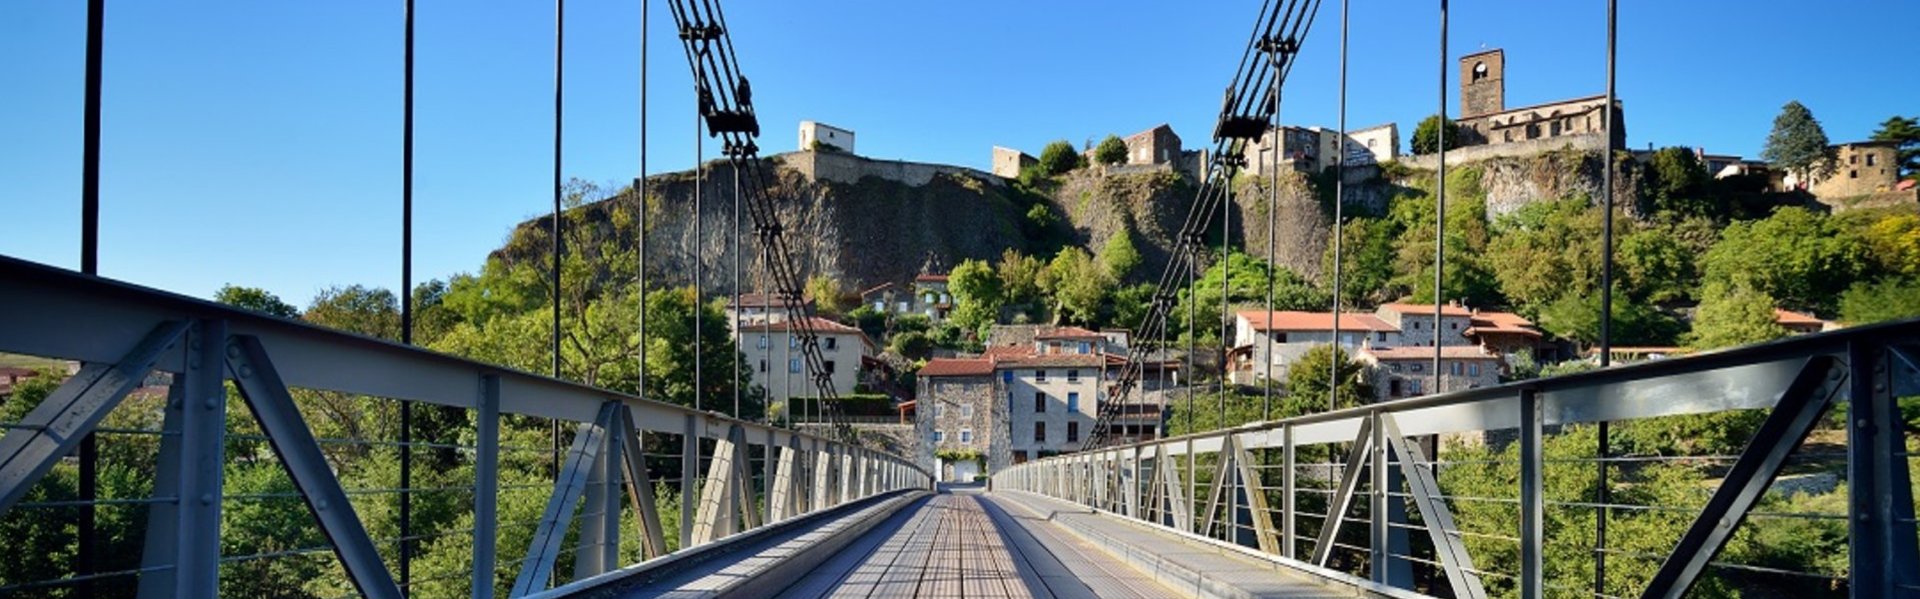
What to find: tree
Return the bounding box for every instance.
[304,284,401,340]
[848,304,886,342]
[1391,194,1500,307]
[1321,217,1397,307]
[1100,228,1143,279]
[639,286,762,416]
[1177,250,1328,344]
[1044,247,1114,325]
[1411,114,1460,155]
[1486,197,1606,309]
[1861,213,1920,279]
[947,258,1004,335]
[1284,344,1375,415]
[1761,101,1835,183]
[1535,290,1684,349]
[1644,146,1712,217]
[1617,225,1698,304]
[1038,140,1083,176]
[1700,206,1868,314]
[888,330,933,360]
[1094,134,1128,166]
[1687,282,1789,349]
[805,274,847,317]
[215,284,300,318]
[1839,278,1920,324]
[1870,115,1920,180]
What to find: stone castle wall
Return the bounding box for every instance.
[781,150,1003,188]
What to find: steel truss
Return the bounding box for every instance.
[0,257,930,598]
[1002,317,1920,599]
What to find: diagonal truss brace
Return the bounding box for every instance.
[613,404,669,560]
[0,320,187,512]
[1312,417,1375,567]
[1639,356,1845,598]
[509,401,616,597]
[1379,414,1487,599]
[228,335,403,599]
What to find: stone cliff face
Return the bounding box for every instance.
[495,158,1033,295]
[488,149,1637,296]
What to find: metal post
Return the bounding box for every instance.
[77,1,106,587]
[680,415,698,549]
[549,0,567,505]
[1433,0,1448,387]
[732,165,741,418]
[1847,341,1920,596]
[1370,411,1389,584]
[1596,4,1618,594]
[1187,247,1196,434]
[397,0,417,588]
[1519,388,1543,599]
[472,376,500,599]
[1220,178,1231,428]
[1281,423,1296,559]
[1329,0,1349,413]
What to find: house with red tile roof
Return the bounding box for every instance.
[736,316,875,407]
[1356,345,1503,400]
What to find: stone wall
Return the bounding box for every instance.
[781,150,1002,188]
[917,375,1010,474]
[1400,134,1606,170]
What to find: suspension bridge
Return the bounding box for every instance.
[2,1,1917,598]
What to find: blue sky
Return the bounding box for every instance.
[3,0,1913,307]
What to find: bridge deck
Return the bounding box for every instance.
[778,487,1182,599]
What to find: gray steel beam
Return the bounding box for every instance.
[0,320,186,512]
[680,414,698,549]
[1381,414,1486,599]
[509,402,615,597]
[1281,424,1296,559]
[1846,340,1920,597]
[474,375,500,599]
[574,401,623,579]
[615,406,667,560]
[1639,356,1843,598]
[1312,418,1374,567]
[136,320,226,599]
[1519,388,1543,599]
[227,335,402,599]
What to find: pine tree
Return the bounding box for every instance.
[1761,101,1834,184]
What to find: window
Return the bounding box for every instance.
[960,429,973,444]
[758,360,767,372]
[1002,370,1014,383]
[757,335,768,349]
[1376,332,1388,342]
[1389,363,1402,373]
[1469,363,1481,377]
[1077,342,1090,354]
[1412,321,1422,330]
[1276,333,1290,343]
[962,405,973,418]
[1867,154,1877,167]
[1066,369,1080,382]
[1472,61,1488,81]
[1067,422,1080,443]
[1035,370,1048,382]
[1451,362,1463,376]
[1034,422,1047,443]
[934,405,945,418]
[823,360,836,374]
[933,430,944,442]
[1034,392,1046,413]
[1410,379,1423,394]
[824,337,838,350]
[1850,154,1859,165]
[1067,392,1080,413]
[1410,363,1424,373]
[1450,322,1458,330]
[1851,170,1859,179]
[789,358,802,373]
[1389,379,1403,396]
[789,336,798,348]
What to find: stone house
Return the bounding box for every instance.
[1463,310,1550,362]
[736,316,874,406]
[911,273,951,321]
[724,291,809,327]
[1358,345,1503,400]
[1242,123,1401,176]
[1229,310,1400,384]
[859,282,908,315]
[992,146,1036,179]
[1124,124,1184,166]
[1789,141,1905,198]
[1375,302,1476,348]
[1452,49,1625,150]
[798,120,855,154]
[1001,353,1104,462]
[916,358,1004,481]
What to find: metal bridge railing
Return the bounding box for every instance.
[995,317,1920,599]
[0,255,931,599]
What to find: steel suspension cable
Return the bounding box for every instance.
[1433,0,1448,391]
[398,0,416,587]
[693,92,703,413]
[733,162,742,419]
[1264,48,1281,421]
[1329,0,1348,412]
[638,0,649,404]
[549,0,566,496]
[1596,0,1619,593]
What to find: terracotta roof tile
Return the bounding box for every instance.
[1773,309,1825,326]
[918,358,995,377]
[1362,346,1501,360]
[1237,310,1398,332]
[1378,302,1473,317]
[1034,326,1103,340]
